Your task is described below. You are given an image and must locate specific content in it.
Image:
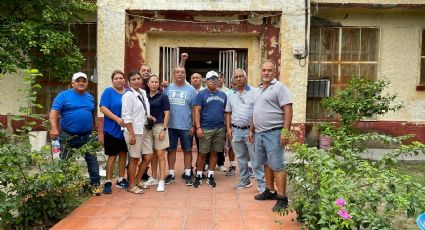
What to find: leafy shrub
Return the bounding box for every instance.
[286,75,425,229]
[0,69,98,228]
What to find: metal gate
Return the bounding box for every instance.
[160,46,180,83]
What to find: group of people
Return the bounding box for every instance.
[48,57,293,212]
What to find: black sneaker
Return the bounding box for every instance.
[248,166,254,178]
[116,178,129,189]
[164,174,175,185]
[254,188,278,200]
[103,181,112,194]
[192,175,202,188]
[206,175,216,188]
[226,166,236,176]
[184,175,193,186]
[272,196,289,212]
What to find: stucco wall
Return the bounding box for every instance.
[317,0,425,4]
[0,71,27,114]
[316,8,425,122]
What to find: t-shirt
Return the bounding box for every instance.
[163,83,196,130]
[193,88,227,129]
[51,89,94,134]
[148,92,170,124]
[253,79,292,132]
[99,87,126,139]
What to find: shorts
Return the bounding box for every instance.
[254,129,285,171]
[167,128,192,152]
[103,132,128,156]
[141,127,154,155]
[124,132,143,158]
[147,124,169,150]
[199,127,225,154]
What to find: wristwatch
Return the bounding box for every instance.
[162,127,167,131]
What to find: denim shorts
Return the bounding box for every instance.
[167,128,192,152]
[254,129,285,171]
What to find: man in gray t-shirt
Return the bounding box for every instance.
[250,60,293,212]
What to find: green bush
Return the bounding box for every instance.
[0,69,97,228]
[286,75,425,229]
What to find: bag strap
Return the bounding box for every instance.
[130,89,148,116]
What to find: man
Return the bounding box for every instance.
[49,72,101,195]
[139,64,152,90]
[250,60,293,212]
[190,73,205,92]
[163,67,197,185]
[193,71,227,188]
[225,68,266,190]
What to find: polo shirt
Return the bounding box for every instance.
[253,78,292,132]
[225,85,256,127]
[148,92,170,124]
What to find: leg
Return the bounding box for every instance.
[106,155,117,180]
[128,157,139,189]
[136,154,154,185]
[167,150,177,170]
[274,170,287,197]
[209,150,218,171]
[118,151,127,178]
[264,165,275,191]
[156,149,166,181]
[151,153,158,179]
[231,139,250,182]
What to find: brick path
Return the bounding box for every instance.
[52,151,302,230]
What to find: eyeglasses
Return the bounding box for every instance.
[238,95,245,104]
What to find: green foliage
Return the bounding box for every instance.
[0,70,99,228]
[0,0,96,81]
[286,75,425,229]
[321,74,403,128]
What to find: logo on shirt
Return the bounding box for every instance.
[169,90,187,105]
[206,95,225,104]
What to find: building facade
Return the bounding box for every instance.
[1,0,425,142]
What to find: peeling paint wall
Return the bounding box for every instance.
[316,8,425,122]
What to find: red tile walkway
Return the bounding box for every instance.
[52,151,302,230]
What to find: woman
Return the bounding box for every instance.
[138,74,170,192]
[122,70,152,194]
[99,70,128,194]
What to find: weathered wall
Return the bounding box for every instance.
[317,0,425,4]
[316,8,425,122]
[0,71,27,114]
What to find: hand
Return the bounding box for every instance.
[49,128,59,140]
[196,128,203,139]
[159,130,165,141]
[226,128,233,141]
[189,127,195,137]
[130,133,136,145]
[248,131,254,143]
[161,80,169,88]
[98,133,104,144]
[181,53,188,61]
[280,136,289,146]
[117,118,125,127]
[148,115,156,122]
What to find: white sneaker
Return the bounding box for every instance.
[143,177,159,187]
[157,180,165,192]
[217,165,227,172]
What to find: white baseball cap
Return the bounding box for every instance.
[72,72,88,82]
[206,71,219,80]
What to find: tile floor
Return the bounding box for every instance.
[52,151,302,230]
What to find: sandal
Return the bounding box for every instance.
[128,186,144,194]
[137,182,149,189]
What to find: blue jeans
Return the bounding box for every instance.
[59,132,101,185]
[167,128,192,152]
[254,129,285,171]
[231,128,266,192]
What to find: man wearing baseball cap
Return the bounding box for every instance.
[49,72,102,195]
[193,70,227,188]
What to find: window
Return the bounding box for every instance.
[307,27,380,120]
[420,29,425,85]
[34,23,97,114]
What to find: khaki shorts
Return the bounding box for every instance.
[199,127,225,154]
[141,126,153,155]
[151,124,169,150]
[124,132,143,158]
